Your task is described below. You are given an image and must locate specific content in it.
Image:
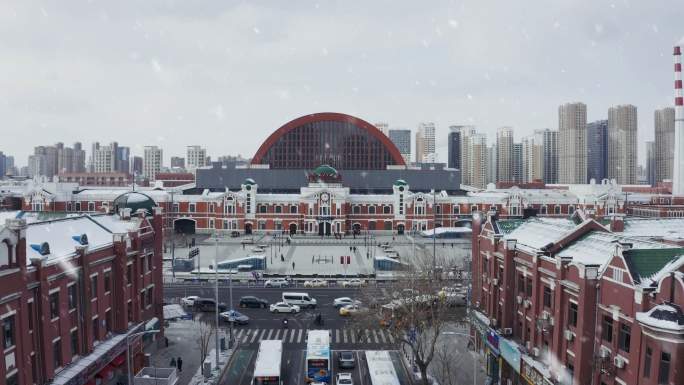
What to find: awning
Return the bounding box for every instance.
[163,304,187,320]
[95,364,116,379]
[84,381,96,385]
[110,355,126,368]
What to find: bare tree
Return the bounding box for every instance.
[432,335,473,385]
[350,246,470,385]
[194,321,216,375]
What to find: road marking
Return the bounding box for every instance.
[388,332,395,343]
[289,329,296,343]
[372,329,379,344]
[195,313,204,321]
[336,329,340,343]
[236,330,244,339]
[281,330,288,341]
[250,329,260,343]
[274,330,281,339]
[267,329,274,340]
[258,329,267,342]
[242,329,251,343]
[297,329,303,343]
[343,329,348,343]
[365,329,371,343]
[379,329,387,343]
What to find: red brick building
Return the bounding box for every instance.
[153,173,195,188]
[55,173,133,187]
[0,207,164,385]
[470,210,684,385]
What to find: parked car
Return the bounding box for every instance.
[338,351,356,369]
[182,296,199,306]
[336,373,354,385]
[219,310,250,325]
[367,296,388,309]
[333,297,361,308]
[264,278,290,288]
[340,278,367,287]
[303,279,329,287]
[239,296,269,308]
[230,231,240,238]
[339,304,363,316]
[193,298,227,312]
[241,237,255,244]
[270,302,300,314]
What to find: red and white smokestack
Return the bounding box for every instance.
[673,46,684,195]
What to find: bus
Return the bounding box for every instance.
[305,330,331,384]
[364,350,400,385]
[252,339,282,385]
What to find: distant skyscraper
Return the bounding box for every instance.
[587,120,608,183]
[522,132,544,183]
[91,142,100,167]
[6,155,13,169]
[415,123,435,163]
[646,141,655,187]
[486,144,497,184]
[375,123,390,136]
[109,142,119,171]
[388,129,411,164]
[421,153,438,163]
[460,126,477,186]
[73,143,86,173]
[558,103,587,184]
[447,126,463,169]
[28,155,47,178]
[116,146,130,174]
[57,147,74,174]
[93,147,115,173]
[608,104,638,185]
[468,134,488,189]
[34,146,59,178]
[143,146,163,180]
[654,107,675,184]
[171,157,186,168]
[496,127,514,182]
[187,145,207,170]
[0,152,6,178]
[538,129,558,184]
[130,156,143,175]
[512,143,523,183]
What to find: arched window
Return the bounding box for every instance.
[554,205,561,214]
[540,205,548,215]
[353,206,361,214]
[369,206,376,214]
[453,206,460,214]
[383,206,391,214]
[568,205,575,215]
[415,198,425,215]
[224,197,235,214]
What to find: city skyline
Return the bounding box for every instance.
[1,2,682,167]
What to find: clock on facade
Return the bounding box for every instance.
[321,193,329,201]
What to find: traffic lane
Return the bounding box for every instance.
[220,348,255,385]
[332,350,365,385]
[283,348,305,385]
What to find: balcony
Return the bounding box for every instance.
[134,367,178,385]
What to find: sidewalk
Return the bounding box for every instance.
[153,317,235,385]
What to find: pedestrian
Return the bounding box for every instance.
[292,261,295,270]
[392,236,395,242]
[451,243,453,248]
[242,243,245,250]
[350,246,352,252]
[312,255,314,264]
[281,254,284,262]
[192,313,196,322]
[443,242,445,248]
[357,330,364,343]
[170,357,177,368]
[177,357,183,373]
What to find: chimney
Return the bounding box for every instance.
[610,215,624,232]
[120,207,132,220]
[136,208,147,220]
[673,46,684,195]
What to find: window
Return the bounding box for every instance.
[274,221,282,230]
[540,205,547,215]
[209,203,214,213]
[658,352,671,384]
[209,219,214,229]
[471,205,477,213]
[644,346,652,379]
[146,289,153,307]
[258,220,266,230]
[543,286,552,308]
[7,373,18,385]
[189,203,196,213]
[275,205,282,214]
[127,301,133,323]
[618,323,631,353]
[602,315,613,343]
[384,206,391,214]
[526,327,531,344]
[28,302,34,332]
[259,205,267,213]
[384,221,393,230]
[68,285,77,311]
[568,205,575,214]
[75,202,81,211]
[104,271,111,293]
[569,302,578,328]
[53,339,62,369]
[146,256,152,272]
[70,330,78,357]
[106,310,112,334]
[88,202,95,211]
[542,339,549,361]
[369,206,376,214]
[126,264,132,285]
[50,292,59,319]
[509,206,520,216]
[453,205,460,214]
[369,221,376,230]
[290,205,297,213]
[567,364,574,384]
[554,205,561,214]
[172,203,179,212]
[518,321,523,339]
[526,278,533,297]
[435,204,441,214]
[518,274,525,293]
[353,206,361,214]
[92,317,99,344]
[140,256,146,275]
[91,275,98,300]
[223,220,228,229]
[2,315,14,349]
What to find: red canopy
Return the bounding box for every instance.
[95,364,116,379]
[110,355,126,368]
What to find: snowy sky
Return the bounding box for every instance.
[2,1,683,168]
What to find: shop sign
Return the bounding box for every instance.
[521,360,547,385]
[315,216,335,221]
[466,309,489,340]
[67,339,127,385]
[485,328,500,354]
[499,338,521,374]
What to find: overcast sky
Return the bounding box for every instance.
[2,1,683,168]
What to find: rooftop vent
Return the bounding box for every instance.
[72,234,89,245]
[30,242,51,255]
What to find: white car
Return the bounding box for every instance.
[303,279,329,287]
[264,278,290,288]
[182,296,199,306]
[333,297,362,308]
[336,372,354,385]
[270,302,300,314]
[241,237,255,244]
[339,304,364,316]
[340,279,367,287]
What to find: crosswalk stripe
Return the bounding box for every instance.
[343,329,348,343]
[372,329,379,344]
[236,330,244,339]
[297,329,303,343]
[267,329,274,340]
[289,329,296,343]
[281,330,288,341]
[336,329,340,343]
[258,329,267,342]
[379,329,387,343]
[365,329,371,343]
[388,332,395,343]
[242,330,251,343]
[274,330,281,340]
[232,328,401,344]
[195,313,204,321]
[250,329,260,343]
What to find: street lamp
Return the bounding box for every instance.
[127,329,160,385]
[432,190,437,270]
[211,231,224,370]
[270,239,274,264]
[170,190,177,279]
[441,332,477,385]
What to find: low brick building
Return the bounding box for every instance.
[55,173,133,187]
[470,210,684,385]
[0,206,164,385]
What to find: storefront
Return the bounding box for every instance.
[467,309,490,356]
[499,338,524,385]
[485,328,500,384]
[520,357,554,385]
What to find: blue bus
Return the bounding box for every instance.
[305,330,331,384]
[217,256,266,271]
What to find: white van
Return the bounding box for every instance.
[282,292,317,309]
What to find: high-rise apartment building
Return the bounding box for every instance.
[34,145,59,178]
[522,132,544,183]
[587,120,608,183]
[496,126,514,182]
[93,146,115,173]
[537,129,558,184]
[388,129,411,164]
[143,146,163,180]
[460,126,477,186]
[415,123,435,163]
[375,122,390,136]
[171,157,186,168]
[0,151,6,178]
[187,145,207,169]
[558,102,587,184]
[116,146,130,174]
[513,143,523,183]
[109,141,119,170]
[654,107,675,184]
[608,104,638,185]
[467,134,488,189]
[486,144,497,184]
[57,147,73,174]
[73,142,86,172]
[447,126,463,170]
[646,141,655,187]
[130,156,143,175]
[28,155,46,178]
[422,153,438,163]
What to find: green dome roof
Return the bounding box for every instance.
[394,179,407,186]
[243,178,257,185]
[113,192,156,216]
[313,164,339,176]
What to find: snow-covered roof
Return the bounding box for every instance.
[90,214,139,233]
[636,304,684,331]
[52,333,127,385]
[420,227,472,236]
[622,218,684,238]
[496,218,578,254]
